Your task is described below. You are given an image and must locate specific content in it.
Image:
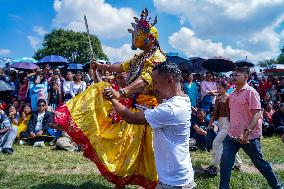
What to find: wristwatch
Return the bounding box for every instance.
[118,88,127,97]
[243,129,252,134]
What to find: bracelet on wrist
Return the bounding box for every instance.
[118,88,127,97]
[244,129,252,134]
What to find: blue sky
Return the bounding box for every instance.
[1,0,284,63]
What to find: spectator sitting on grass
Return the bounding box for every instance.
[17,105,32,142]
[191,109,216,151]
[48,81,62,111]
[20,99,53,147]
[7,105,20,127]
[56,131,79,152]
[0,102,18,155]
[272,103,284,142]
[262,101,275,137]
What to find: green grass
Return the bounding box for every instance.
[0,137,283,189]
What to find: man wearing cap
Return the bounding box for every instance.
[219,67,282,189]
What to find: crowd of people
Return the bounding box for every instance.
[0,63,284,153]
[0,63,114,154]
[183,71,284,144]
[0,60,283,188]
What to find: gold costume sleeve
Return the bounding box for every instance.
[121,60,131,72]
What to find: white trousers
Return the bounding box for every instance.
[211,117,242,169]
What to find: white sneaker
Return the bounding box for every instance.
[18,140,27,145]
[33,141,46,147]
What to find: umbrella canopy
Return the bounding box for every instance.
[202,57,235,73]
[188,57,207,74]
[0,80,13,91]
[67,63,83,70]
[235,60,254,68]
[13,57,37,63]
[167,55,207,73]
[11,62,39,71]
[166,55,193,73]
[38,55,68,66]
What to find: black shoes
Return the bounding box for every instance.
[2,148,13,155]
[232,165,241,171]
[204,165,218,177]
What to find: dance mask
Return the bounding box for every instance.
[128,8,158,50]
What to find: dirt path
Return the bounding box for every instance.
[241,163,284,174]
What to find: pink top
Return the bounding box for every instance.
[228,84,262,139]
[200,81,217,99]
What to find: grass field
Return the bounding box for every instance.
[0,137,283,189]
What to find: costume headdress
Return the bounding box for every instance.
[128,8,158,40]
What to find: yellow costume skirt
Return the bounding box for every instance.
[54,82,157,188]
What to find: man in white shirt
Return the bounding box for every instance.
[103,61,196,189]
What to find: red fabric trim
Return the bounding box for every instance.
[54,104,157,189]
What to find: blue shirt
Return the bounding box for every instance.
[183,82,199,107]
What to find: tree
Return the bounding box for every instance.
[277,46,284,64]
[34,29,108,64]
[258,59,277,68]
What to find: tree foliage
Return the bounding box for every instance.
[258,45,284,67]
[277,46,284,64]
[34,29,108,64]
[258,59,278,68]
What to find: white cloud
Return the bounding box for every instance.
[154,0,284,36]
[169,27,249,59]
[102,44,141,63]
[154,0,284,60]
[169,27,278,62]
[52,0,137,39]
[281,30,284,39]
[0,49,11,55]
[27,36,41,50]
[33,26,48,37]
[8,14,21,20]
[27,26,48,50]
[54,0,61,12]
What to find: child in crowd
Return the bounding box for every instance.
[48,82,62,111]
[191,109,216,151]
[204,81,242,176]
[7,105,20,127]
[17,105,32,141]
[262,101,276,136]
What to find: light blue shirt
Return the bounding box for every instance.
[183,82,199,107]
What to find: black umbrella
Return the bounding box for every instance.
[166,55,206,74]
[235,60,254,68]
[189,57,207,74]
[202,57,235,73]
